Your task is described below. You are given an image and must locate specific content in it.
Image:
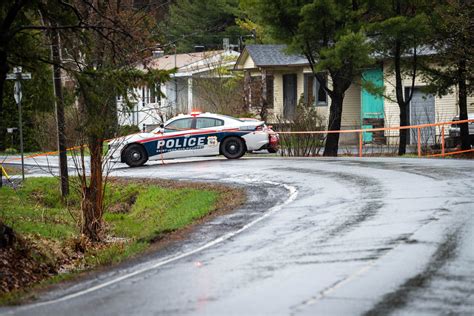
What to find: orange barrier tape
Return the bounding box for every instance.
[425,148,474,158]
[276,119,474,134]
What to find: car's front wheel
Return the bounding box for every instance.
[123,144,148,167]
[221,137,246,159]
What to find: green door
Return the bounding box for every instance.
[361,69,384,142]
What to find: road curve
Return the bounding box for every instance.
[2,157,474,316]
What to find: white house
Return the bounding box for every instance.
[117,49,240,131]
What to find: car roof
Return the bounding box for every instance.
[169,112,243,122]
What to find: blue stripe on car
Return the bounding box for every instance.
[141,131,250,157]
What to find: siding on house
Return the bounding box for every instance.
[270,68,360,133]
[383,60,474,144]
[300,71,361,130]
[270,70,305,119]
[341,83,361,129]
[273,72,283,118]
[243,54,256,69]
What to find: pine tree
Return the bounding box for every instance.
[242,0,373,156]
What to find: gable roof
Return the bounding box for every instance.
[237,45,308,68]
[144,51,223,71]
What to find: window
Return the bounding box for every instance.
[196,118,224,129]
[164,118,193,132]
[196,118,224,128]
[147,83,160,104]
[249,75,274,109]
[266,75,274,109]
[304,73,327,106]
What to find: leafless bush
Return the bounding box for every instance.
[275,100,326,157]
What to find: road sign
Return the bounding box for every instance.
[5,66,31,182]
[14,81,22,104]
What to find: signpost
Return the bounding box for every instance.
[6,67,31,182]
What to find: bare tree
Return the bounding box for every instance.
[58,1,169,241]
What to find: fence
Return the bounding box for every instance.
[275,119,474,158]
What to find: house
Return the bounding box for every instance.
[117,49,240,131]
[234,44,474,145]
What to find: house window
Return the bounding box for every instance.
[147,83,160,104]
[304,73,327,106]
[249,76,261,108]
[249,75,274,109]
[266,75,274,109]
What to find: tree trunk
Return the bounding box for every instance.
[50,28,69,197]
[0,50,9,188]
[259,69,268,121]
[393,38,413,156]
[398,103,408,155]
[81,138,104,241]
[458,59,470,150]
[323,91,344,156]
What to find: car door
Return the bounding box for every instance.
[150,117,196,160]
[192,117,225,157]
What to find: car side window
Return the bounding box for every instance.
[196,118,224,129]
[164,118,193,132]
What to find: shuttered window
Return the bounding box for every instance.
[266,75,274,109]
[304,74,327,106]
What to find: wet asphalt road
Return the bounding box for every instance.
[2,157,474,315]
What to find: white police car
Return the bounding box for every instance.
[108,112,279,167]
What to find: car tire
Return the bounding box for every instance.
[221,137,246,159]
[123,144,148,167]
[267,148,278,154]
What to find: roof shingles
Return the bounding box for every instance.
[245,45,308,67]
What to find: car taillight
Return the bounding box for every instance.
[269,134,278,144]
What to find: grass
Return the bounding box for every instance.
[0,177,241,305]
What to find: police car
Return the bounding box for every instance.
[108,112,279,167]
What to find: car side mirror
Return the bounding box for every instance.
[159,123,164,128]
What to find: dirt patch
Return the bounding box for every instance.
[108,194,137,214]
[0,238,56,293]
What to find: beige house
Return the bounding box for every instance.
[234,44,473,145]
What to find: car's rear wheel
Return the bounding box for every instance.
[267,148,278,154]
[123,144,148,167]
[221,137,246,159]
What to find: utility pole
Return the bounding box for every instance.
[6,67,31,182]
[174,45,178,112]
[50,27,69,197]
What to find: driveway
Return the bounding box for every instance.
[2,157,474,315]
